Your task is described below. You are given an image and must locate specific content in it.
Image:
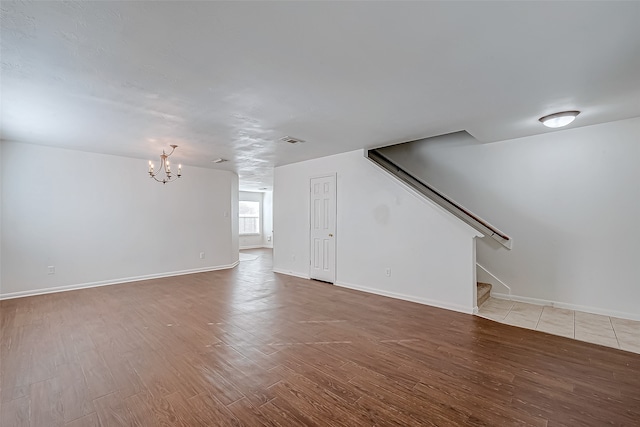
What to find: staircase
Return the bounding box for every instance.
[477,282,492,307]
[366,135,509,312]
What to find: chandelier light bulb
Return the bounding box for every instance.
[148,145,182,184]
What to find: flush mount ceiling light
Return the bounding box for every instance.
[148,145,182,184]
[539,111,580,128]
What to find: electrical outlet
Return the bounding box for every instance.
[199,252,205,259]
[385,268,391,277]
[48,266,55,275]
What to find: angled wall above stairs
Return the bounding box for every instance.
[376,117,640,320]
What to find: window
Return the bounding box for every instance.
[239,201,260,235]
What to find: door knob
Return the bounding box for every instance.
[329,233,333,237]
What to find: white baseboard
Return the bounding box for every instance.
[0,262,240,301]
[491,292,640,321]
[272,268,310,280]
[335,281,474,315]
[266,272,475,315]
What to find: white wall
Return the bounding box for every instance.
[273,149,482,314]
[0,142,238,298]
[262,191,273,248]
[230,177,239,257]
[379,117,640,319]
[0,142,3,294]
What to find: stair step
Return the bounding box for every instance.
[477,282,492,307]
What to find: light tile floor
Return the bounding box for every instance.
[477,297,640,354]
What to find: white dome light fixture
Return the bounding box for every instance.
[539,110,580,128]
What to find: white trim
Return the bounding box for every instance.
[491,292,640,321]
[239,245,269,250]
[272,268,310,280]
[0,262,240,301]
[308,172,338,181]
[471,238,478,311]
[335,281,474,315]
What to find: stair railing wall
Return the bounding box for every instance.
[367,149,512,249]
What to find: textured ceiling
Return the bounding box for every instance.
[2,1,639,190]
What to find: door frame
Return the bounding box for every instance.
[309,173,337,283]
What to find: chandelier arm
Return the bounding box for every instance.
[150,173,178,184]
[148,145,181,184]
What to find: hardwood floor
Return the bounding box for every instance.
[1,248,639,426]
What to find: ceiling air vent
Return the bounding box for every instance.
[212,158,228,163]
[279,136,305,144]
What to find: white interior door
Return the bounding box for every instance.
[309,174,336,283]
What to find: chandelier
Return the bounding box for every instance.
[148,144,182,184]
